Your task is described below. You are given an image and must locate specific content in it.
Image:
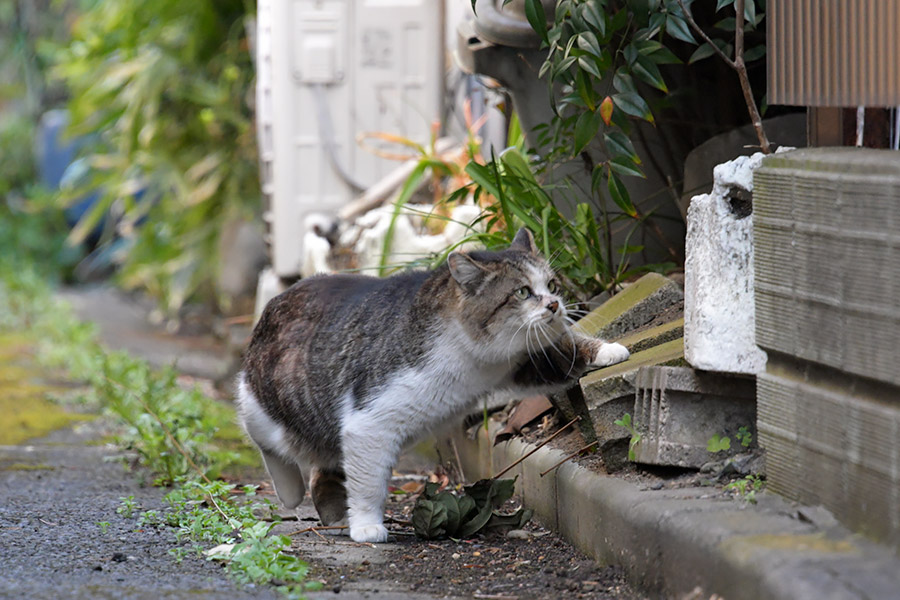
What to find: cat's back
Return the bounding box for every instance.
[249,270,432,348]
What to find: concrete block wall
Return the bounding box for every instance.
[754,147,900,551]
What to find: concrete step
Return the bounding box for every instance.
[452,420,900,600]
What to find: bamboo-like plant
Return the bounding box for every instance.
[55,0,259,315]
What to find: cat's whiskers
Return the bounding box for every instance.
[564,302,589,319]
[531,320,556,372]
[524,322,544,373]
[533,319,562,358]
[561,323,578,377]
[507,319,533,366]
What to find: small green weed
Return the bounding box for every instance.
[708,426,754,454]
[737,426,753,448]
[117,495,140,519]
[614,413,641,461]
[97,521,111,534]
[706,434,732,453]
[725,474,764,504]
[138,510,162,528]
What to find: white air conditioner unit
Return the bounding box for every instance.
[256,0,445,283]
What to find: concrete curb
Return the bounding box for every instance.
[453,422,900,600]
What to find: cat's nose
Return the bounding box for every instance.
[547,300,559,314]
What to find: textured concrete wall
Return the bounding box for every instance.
[754,147,900,551]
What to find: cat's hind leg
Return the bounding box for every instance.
[259,449,306,509]
[235,373,307,509]
[310,466,347,526]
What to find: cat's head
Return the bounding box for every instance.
[446,228,569,361]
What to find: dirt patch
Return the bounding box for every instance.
[303,488,645,600]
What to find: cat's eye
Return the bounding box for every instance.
[548,280,559,294]
[514,286,531,300]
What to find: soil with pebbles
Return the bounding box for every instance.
[299,481,646,600]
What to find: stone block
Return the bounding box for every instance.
[631,366,756,468]
[684,153,769,374]
[581,374,635,446]
[573,338,685,451]
[575,273,683,340]
[581,337,686,387]
[616,317,684,354]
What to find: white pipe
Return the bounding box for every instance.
[856,106,865,147]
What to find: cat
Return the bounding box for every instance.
[236,228,630,543]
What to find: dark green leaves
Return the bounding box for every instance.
[573,109,603,155]
[744,45,766,62]
[613,92,654,123]
[524,0,549,45]
[412,498,448,540]
[607,170,637,217]
[582,2,606,38]
[665,14,696,44]
[632,55,668,92]
[411,478,532,540]
[609,156,645,179]
[604,130,640,164]
[689,42,717,64]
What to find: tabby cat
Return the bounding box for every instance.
[236,228,629,542]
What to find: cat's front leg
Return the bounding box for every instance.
[341,416,397,543]
[584,336,630,367]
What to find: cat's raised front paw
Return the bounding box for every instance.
[592,342,630,367]
[350,523,389,543]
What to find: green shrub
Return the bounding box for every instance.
[55,0,259,315]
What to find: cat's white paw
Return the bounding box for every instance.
[592,342,630,367]
[349,523,389,543]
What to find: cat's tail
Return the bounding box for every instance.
[234,372,307,509]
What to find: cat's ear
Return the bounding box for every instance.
[448,251,487,290]
[509,227,537,254]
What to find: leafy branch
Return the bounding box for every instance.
[676,0,771,153]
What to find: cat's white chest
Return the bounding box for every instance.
[341,325,506,443]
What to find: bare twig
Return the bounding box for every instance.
[287,524,348,537]
[222,314,254,326]
[540,441,599,477]
[450,436,466,483]
[633,204,683,262]
[492,416,580,479]
[385,515,412,526]
[676,0,735,67]
[676,0,771,153]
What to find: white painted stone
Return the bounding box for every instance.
[353,202,484,273]
[684,152,773,374]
